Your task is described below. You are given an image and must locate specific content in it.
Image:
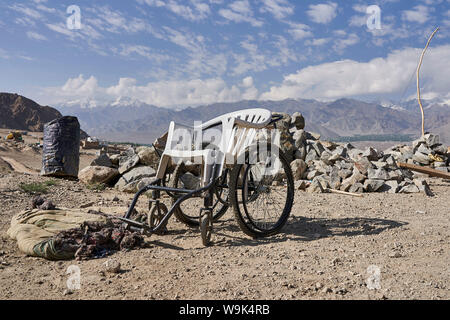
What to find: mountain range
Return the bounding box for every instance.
[1,92,448,145]
[56,97,450,145]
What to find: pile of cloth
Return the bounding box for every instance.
[7,206,145,261]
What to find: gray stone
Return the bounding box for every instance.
[305,131,321,140]
[367,167,390,180]
[412,152,430,165]
[122,165,156,182]
[348,148,363,161]
[305,149,320,163]
[118,149,140,174]
[338,169,353,180]
[417,143,432,155]
[104,259,121,274]
[384,155,398,169]
[432,144,447,155]
[388,169,404,182]
[354,157,374,175]
[291,159,307,180]
[371,161,388,169]
[294,180,308,190]
[399,183,420,194]
[109,154,120,166]
[424,133,439,147]
[307,177,325,193]
[78,166,119,185]
[320,150,333,165]
[90,153,113,168]
[349,183,364,193]
[363,179,385,192]
[291,112,305,130]
[362,147,380,161]
[115,166,156,192]
[180,172,201,190]
[379,180,399,193]
[413,179,434,197]
[435,167,449,172]
[294,147,307,161]
[306,170,320,180]
[293,130,306,149]
[137,146,160,169]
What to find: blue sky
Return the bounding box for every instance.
[1,0,449,108]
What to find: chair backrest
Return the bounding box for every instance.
[223,109,272,157]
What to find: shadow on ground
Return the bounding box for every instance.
[211,216,408,248]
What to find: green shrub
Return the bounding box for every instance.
[19,182,48,194]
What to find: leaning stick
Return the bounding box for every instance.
[325,188,364,198]
[417,27,439,137]
[398,162,450,179]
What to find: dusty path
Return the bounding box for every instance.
[0,157,38,175]
[0,172,449,300]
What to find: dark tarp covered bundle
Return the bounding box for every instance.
[41,116,80,178]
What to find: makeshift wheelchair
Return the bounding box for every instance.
[119,109,295,246]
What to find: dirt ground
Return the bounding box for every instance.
[0,135,449,300]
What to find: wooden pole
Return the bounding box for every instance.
[416,27,439,137]
[399,162,450,179]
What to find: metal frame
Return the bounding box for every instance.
[118,163,218,235]
[118,113,285,238]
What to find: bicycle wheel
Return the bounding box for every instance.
[170,163,229,227]
[229,143,294,238]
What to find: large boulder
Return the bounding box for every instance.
[137,146,160,169]
[78,166,119,185]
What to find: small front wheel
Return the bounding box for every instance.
[148,202,168,235]
[200,213,213,246]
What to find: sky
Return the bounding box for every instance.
[0,0,449,108]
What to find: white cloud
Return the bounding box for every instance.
[402,5,431,24]
[26,31,48,41]
[333,33,359,53]
[260,0,294,20]
[138,0,211,21]
[39,75,259,108]
[286,22,313,40]
[219,0,263,27]
[260,45,450,101]
[117,44,170,63]
[8,4,43,20]
[0,48,10,59]
[307,2,338,24]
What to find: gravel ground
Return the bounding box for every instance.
[0,170,449,300]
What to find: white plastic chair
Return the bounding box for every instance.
[156,108,272,185]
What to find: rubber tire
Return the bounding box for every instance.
[170,163,229,227]
[229,143,294,239]
[200,214,213,246]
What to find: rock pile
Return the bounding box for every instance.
[272,113,449,195]
[78,146,160,193]
[78,114,449,197]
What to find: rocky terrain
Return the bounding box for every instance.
[0,110,449,300]
[0,170,449,300]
